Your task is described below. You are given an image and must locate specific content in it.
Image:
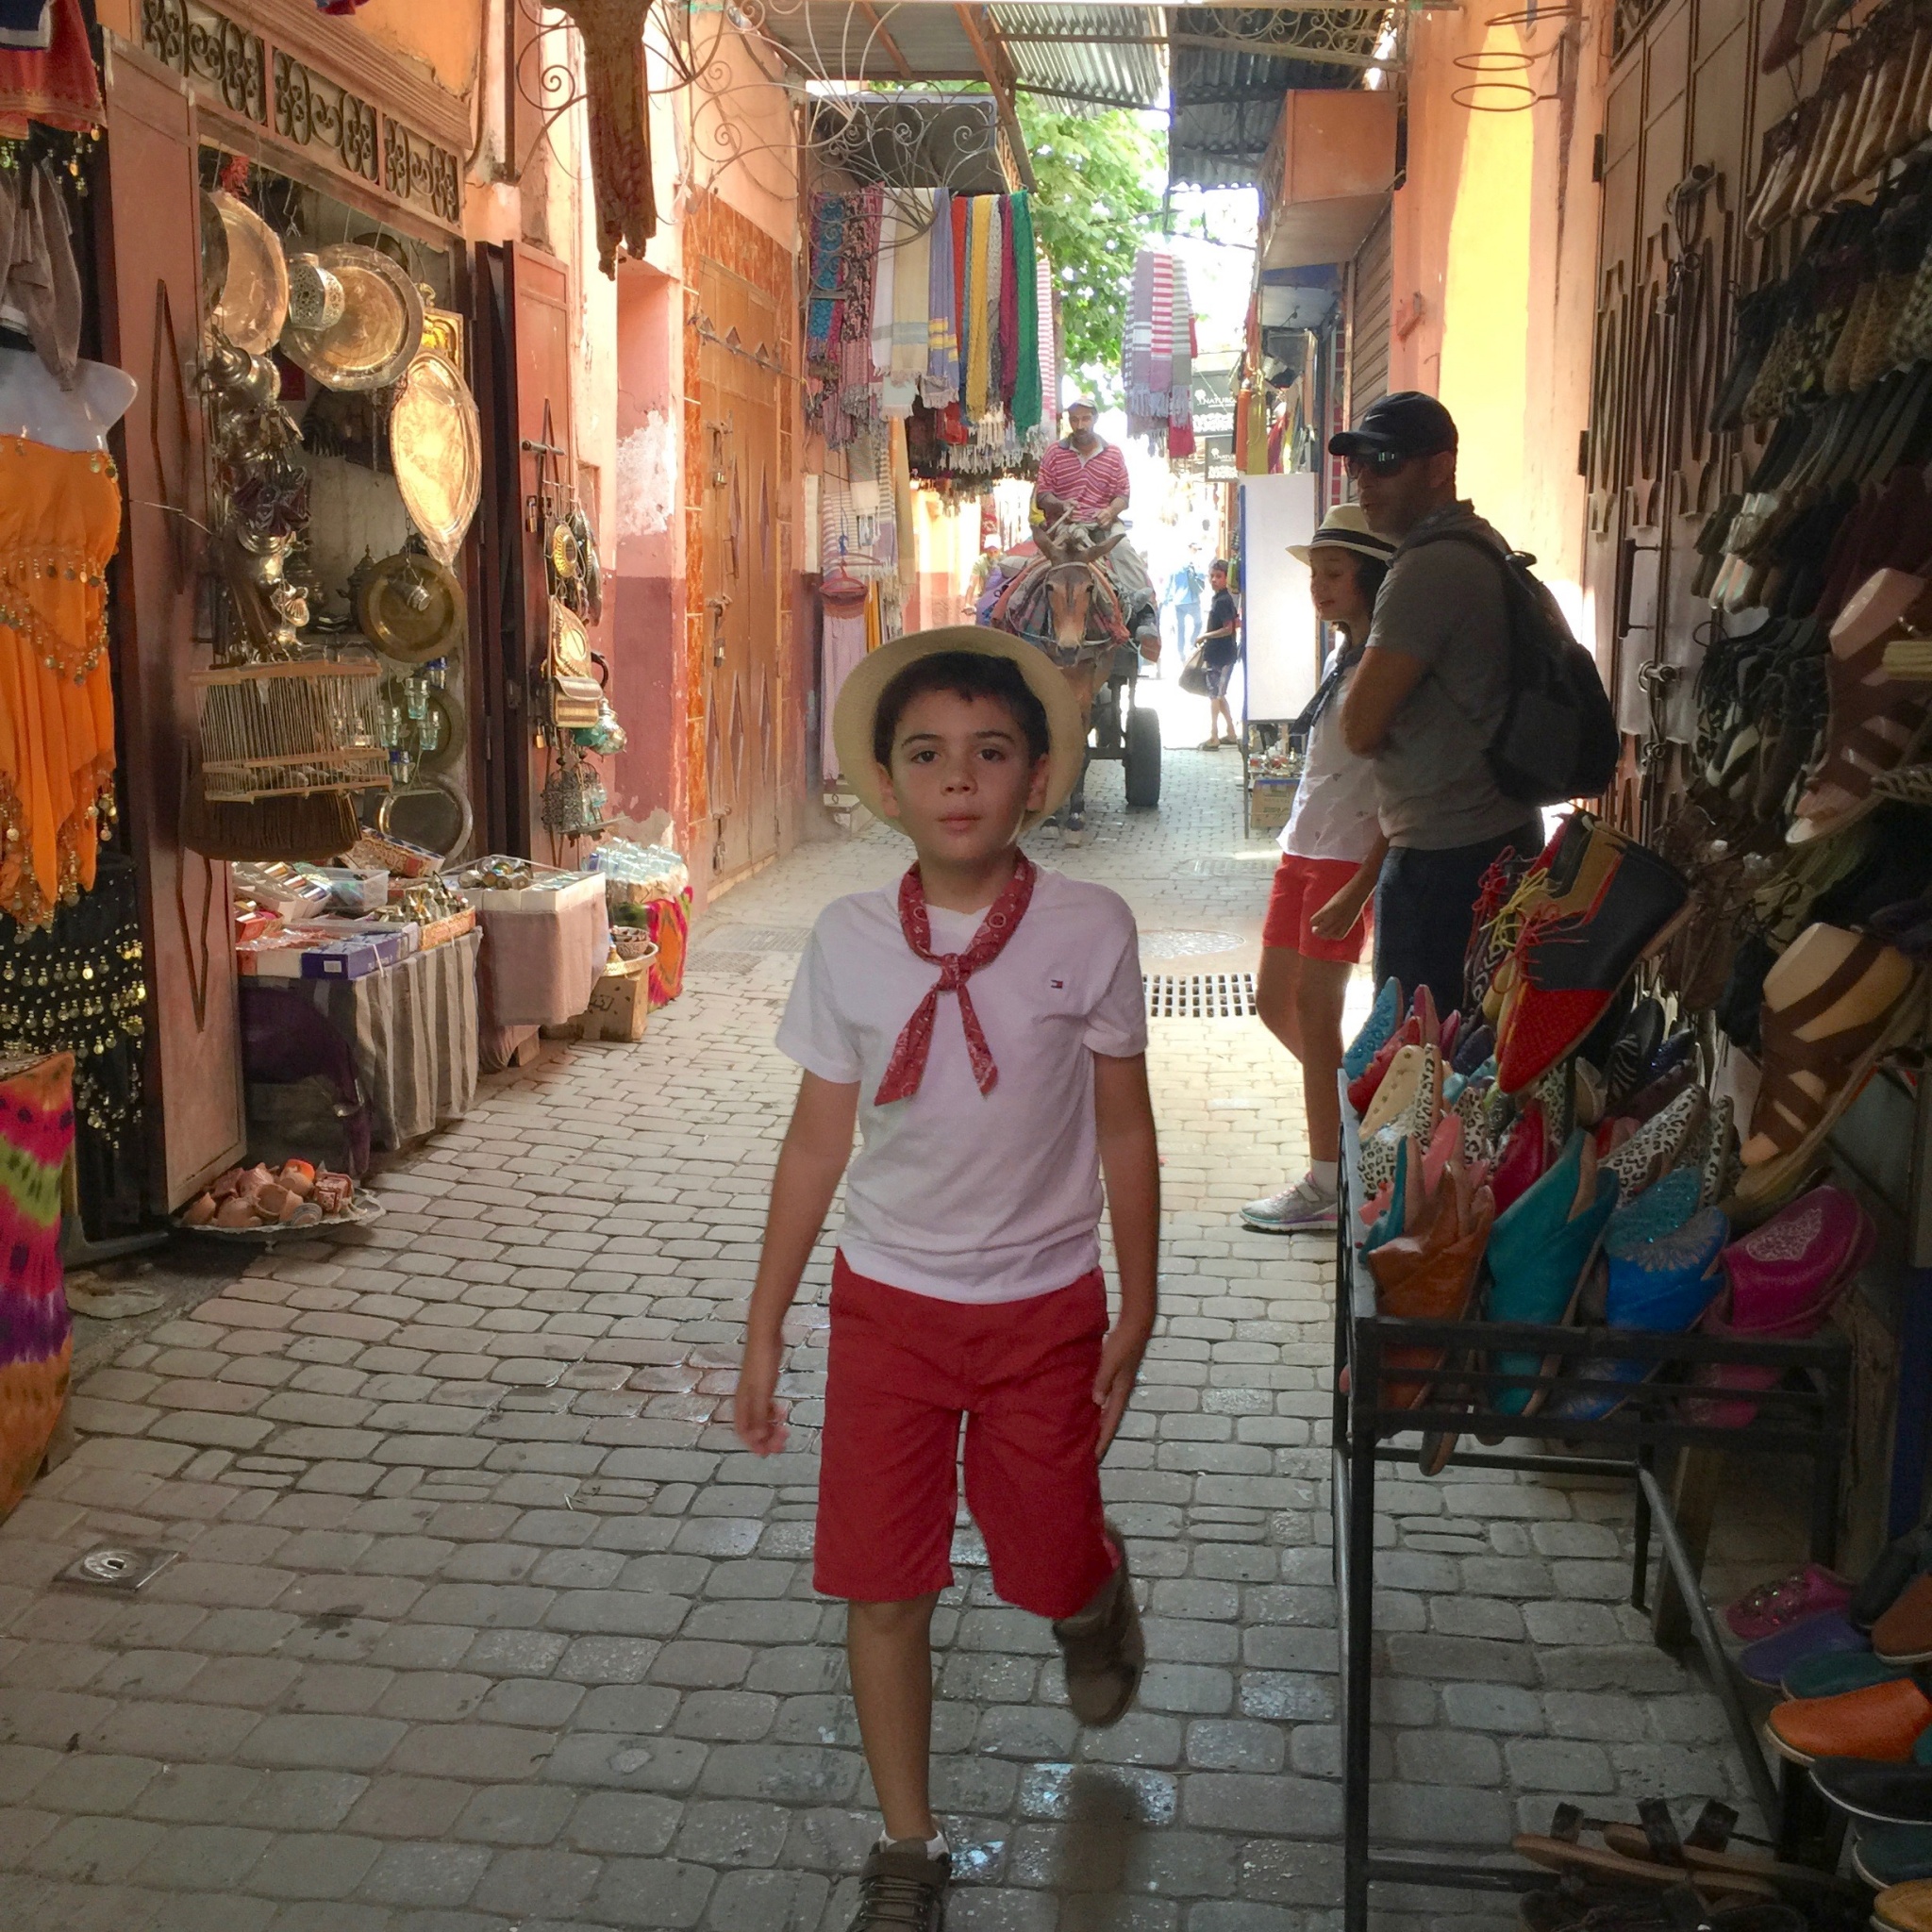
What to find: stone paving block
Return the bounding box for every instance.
[451,1782,578,1844]
[588,1856,715,1928]
[469,1846,599,1917]
[563,1790,684,1857]
[354,1840,492,1907]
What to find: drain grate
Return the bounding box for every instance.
[1143,972,1258,1019]
[1172,855,1277,878]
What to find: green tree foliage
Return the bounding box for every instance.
[1015,99,1162,400]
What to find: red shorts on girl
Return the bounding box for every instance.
[1262,853,1372,964]
[815,1254,1119,1619]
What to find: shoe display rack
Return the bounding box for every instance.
[1331,1094,1856,1932]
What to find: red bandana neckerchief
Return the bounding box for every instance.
[874,854,1037,1105]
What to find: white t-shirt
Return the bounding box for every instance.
[775,868,1148,1304]
[1280,659,1381,865]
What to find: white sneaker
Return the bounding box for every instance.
[1241,1176,1339,1234]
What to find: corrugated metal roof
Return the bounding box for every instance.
[1169,9,1388,191]
[989,5,1164,113]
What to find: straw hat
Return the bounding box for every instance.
[1288,503,1397,568]
[831,625,1088,836]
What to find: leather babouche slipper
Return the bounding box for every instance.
[1683,1185,1873,1426]
[1784,1648,1907,1699]
[1853,1521,1932,1629]
[1343,976,1403,1082]
[1733,923,1922,1209]
[1875,1877,1932,1931]
[1877,1576,1932,1664]
[1740,1608,1871,1690]
[1484,1130,1620,1420]
[1601,1086,1707,1203]
[1811,1754,1932,1825]
[1494,817,1692,1097]
[1547,1206,1727,1424]
[1857,1824,1932,1889]
[1367,1157,1495,1411]
[1726,1562,1854,1643]
[1764,1670,1932,1765]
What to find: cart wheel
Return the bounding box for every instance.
[1124,703,1161,808]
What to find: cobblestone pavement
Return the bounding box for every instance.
[0,753,1805,1932]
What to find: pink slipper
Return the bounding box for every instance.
[1725,1563,1854,1642]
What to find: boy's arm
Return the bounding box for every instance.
[734,1071,860,1456]
[1092,1050,1159,1455]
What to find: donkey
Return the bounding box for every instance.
[986,520,1158,841]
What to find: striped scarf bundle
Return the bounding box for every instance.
[1123,247,1197,455]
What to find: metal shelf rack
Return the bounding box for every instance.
[1330,1090,1854,1932]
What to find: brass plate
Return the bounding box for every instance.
[550,522,579,581]
[357,552,465,663]
[202,190,289,355]
[418,686,466,775]
[279,243,425,393]
[391,352,481,567]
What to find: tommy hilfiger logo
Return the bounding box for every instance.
[1048,977,1065,990]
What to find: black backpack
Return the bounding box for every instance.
[1406,529,1620,808]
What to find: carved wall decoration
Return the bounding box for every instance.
[1590,258,1631,539]
[140,0,461,232]
[275,52,378,184]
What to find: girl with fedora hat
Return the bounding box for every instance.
[1243,505,1395,1236]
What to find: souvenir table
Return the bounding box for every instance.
[279,930,481,1150]
[466,871,608,1070]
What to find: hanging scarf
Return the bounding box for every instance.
[958,193,974,406]
[998,195,1019,405]
[874,856,1037,1104]
[965,196,992,418]
[925,189,958,407]
[983,196,1004,408]
[1169,258,1194,432]
[1008,192,1039,431]
[891,189,931,391]
[1124,250,1157,424]
[1035,251,1057,437]
[870,196,896,386]
[807,192,846,372]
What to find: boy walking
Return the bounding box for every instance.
[734,627,1160,1931]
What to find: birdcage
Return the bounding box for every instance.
[191,653,391,801]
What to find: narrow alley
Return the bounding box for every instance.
[0,756,1789,1932]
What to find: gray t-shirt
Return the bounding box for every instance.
[1363,502,1529,851]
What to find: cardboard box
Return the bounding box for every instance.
[250,932,409,980]
[1248,778,1298,832]
[576,958,651,1042]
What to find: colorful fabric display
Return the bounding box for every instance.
[0,1050,73,1520]
[1123,247,1198,457]
[806,187,1053,470]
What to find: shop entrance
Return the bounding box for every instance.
[696,258,783,882]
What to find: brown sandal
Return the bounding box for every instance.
[1735,926,1922,1208]
[1790,570,1932,842]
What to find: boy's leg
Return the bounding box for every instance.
[846,1593,941,1842]
[960,1274,1143,1724]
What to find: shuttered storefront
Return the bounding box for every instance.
[1345,206,1393,424]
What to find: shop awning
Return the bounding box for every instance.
[750,5,1393,190]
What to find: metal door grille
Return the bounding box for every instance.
[1143,973,1259,1020]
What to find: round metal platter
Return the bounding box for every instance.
[202,190,289,355]
[356,551,465,664]
[391,351,481,567]
[278,243,425,392]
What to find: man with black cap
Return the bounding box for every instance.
[1333,391,1543,1018]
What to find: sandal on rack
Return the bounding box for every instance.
[1734,923,1922,1208]
[1790,568,1932,843]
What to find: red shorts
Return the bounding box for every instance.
[815,1254,1118,1619]
[1262,853,1373,964]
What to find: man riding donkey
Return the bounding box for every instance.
[980,399,1160,842]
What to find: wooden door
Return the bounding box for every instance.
[97,36,244,1208]
[696,259,783,881]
